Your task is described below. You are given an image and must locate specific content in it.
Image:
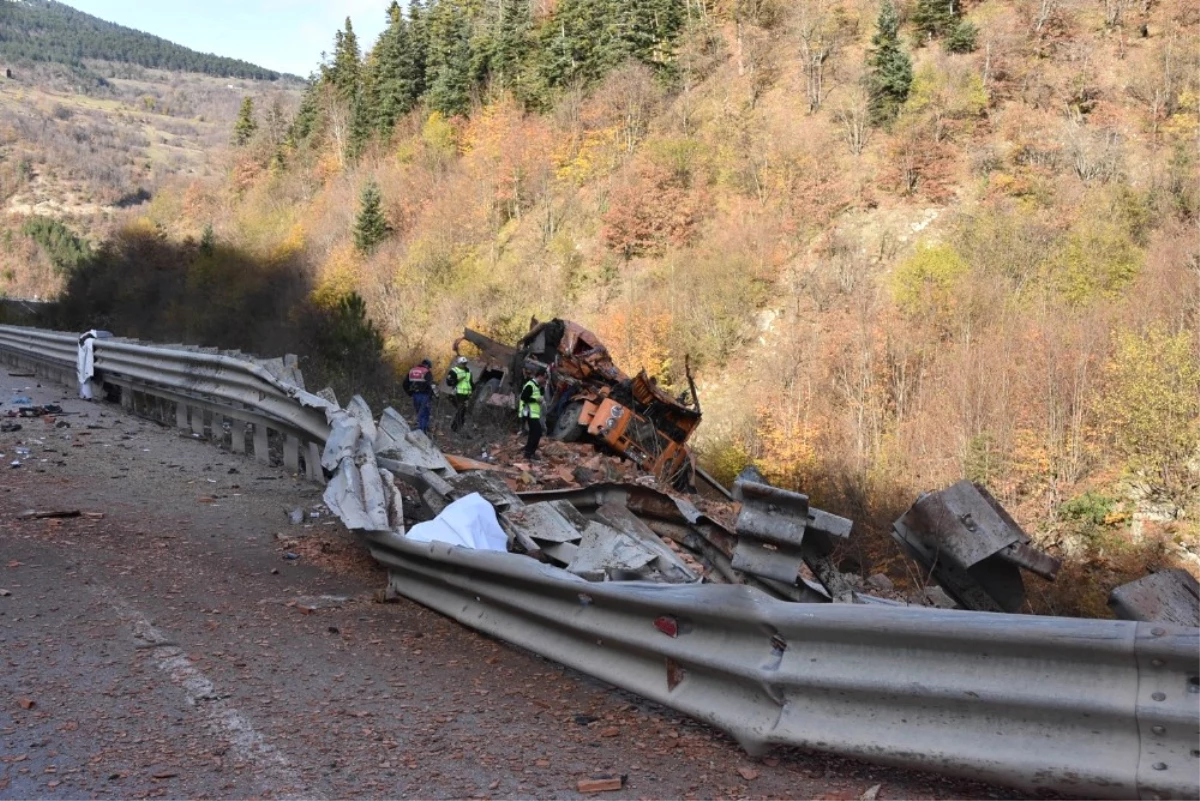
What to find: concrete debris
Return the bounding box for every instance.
[1108,569,1199,627]
[345,395,378,444]
[892,481,1060,613]
[374,407,456,475]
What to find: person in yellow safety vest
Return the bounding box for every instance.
[519,365,546,459]
[446,356,474,433]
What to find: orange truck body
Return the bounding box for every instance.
[459,319,701,487]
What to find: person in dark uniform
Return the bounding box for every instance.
[403,358,435,433]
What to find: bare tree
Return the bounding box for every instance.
[833,85,872,155]
[793,0,851,114]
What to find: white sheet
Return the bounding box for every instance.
[76,335,96,399]
[405,492,508,551]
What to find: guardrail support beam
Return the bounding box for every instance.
[254,423,270,464]
[306,442,322,482]
[231,421,246,454]
[283,434,300,472]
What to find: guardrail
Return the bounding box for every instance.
[0,324,330,479]
[3,322,1199,800]
[365,532,1200,800]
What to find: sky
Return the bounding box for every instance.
[62,0,394,77]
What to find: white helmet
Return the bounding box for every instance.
[455,356,468,366]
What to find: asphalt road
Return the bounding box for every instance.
[0,366,1010,800]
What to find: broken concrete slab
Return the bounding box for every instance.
[346,395,378,444]
[321,415,361,472]
[595,502,698,583]
[375,407,456,475]
[568,521,659,581]
[502,502,586,545]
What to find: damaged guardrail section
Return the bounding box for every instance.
[363,532,1198,800]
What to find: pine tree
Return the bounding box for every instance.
[473,0,534,94]
[368,2,421,135]
[288,76,322,147]
[199,223,215,256]
[353,180,391,254]
[231,96,257,146]
[913,0,957,42]
[325,17,362,101]
[425,1,473,117]
[866,0,912,126]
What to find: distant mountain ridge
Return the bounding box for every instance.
[0,0,289,80]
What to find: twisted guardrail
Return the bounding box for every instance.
[2,322,1198,800]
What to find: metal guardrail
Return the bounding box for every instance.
[0,324,330,478]
[365,533,1200,800]
[3,322,1199,799]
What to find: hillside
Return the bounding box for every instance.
[0,0,286,80]
[8,0,1200,615]
[0,0,303,297]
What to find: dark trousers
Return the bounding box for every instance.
[523,417,543,457]
[412,392,431,433]
[450,394,469,432]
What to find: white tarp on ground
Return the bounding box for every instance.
[405,492,507,551]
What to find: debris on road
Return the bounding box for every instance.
[17,509,81,520]
[576,774,625,793]
[1108,569,1199,626]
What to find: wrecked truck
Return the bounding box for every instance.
[456,318,702,488]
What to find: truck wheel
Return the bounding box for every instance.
[550,401,586,442]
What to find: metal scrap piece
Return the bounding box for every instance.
[1109,570,1200,627]
[892,481,1061,613]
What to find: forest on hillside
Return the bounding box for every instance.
[13,0,1200,615]
[0,0,284,80]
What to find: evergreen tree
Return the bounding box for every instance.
[347,92,373,161]
[425,2,474,117]
[325,17,362,100]
[199,223,216,256]
[353,180,391,254]
[232,96,257,146]
[288,76,322,147]
[539,0,685,90]
[368,2,422,135]
[866,0,912,126]
[944,19,979,52]
[913,0,957,42]
[473,0,534,94]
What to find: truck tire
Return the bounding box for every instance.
[550,401,586,442]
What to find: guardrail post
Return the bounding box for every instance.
[190,406,205,437]
[231,420,246,454]
[306,442,323,482]
[120,387,134,412]
[283,434,300,472]
[211,412,225,446]
[175,400,188,429]
[253,423,270,464]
